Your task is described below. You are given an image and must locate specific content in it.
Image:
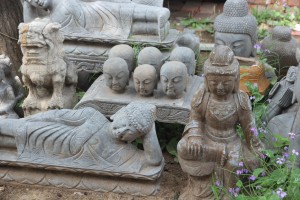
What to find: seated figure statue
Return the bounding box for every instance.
[214,0,257,57]
[23,0,170,41]
[0,102,163,175]
[177,45,264,200]
[0,68,19,119]
[268,50,300,167]
[263,66,298,122]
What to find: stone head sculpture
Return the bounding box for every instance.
[214,0,257,57]
[160,61,188,99]
[175,30,200,54]
[137,47,163,77]
[0,55,12,77]
[110,102,156,142]
[133,64,157,97]
[203,45,240,96]
[18,18,64,65]
[103,57,129,93]
[170,47,196,76]
[109,44,135,74]
[261,26,298,69]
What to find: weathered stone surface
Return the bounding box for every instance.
[177,45,264,199]
[170,47,196,76]
[18,18,78,116]
[133,64,158,97]
[0,102,164,195]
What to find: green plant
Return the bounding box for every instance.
[180,17,214,34]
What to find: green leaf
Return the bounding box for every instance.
[166,137,178,157]
[236,180,243,188]
[253,168,265,177]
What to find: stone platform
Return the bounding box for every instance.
[75,75,204,125]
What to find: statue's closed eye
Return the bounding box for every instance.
[172,76,182,83]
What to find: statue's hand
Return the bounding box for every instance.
[187,137,203,158]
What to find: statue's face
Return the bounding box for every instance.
[215,32,253,57]
[103,66,129,92]
[111,114,141,143]
[20,30,48,65]
[206,75,235,96]
[25,0,49,9]
[160,65,187,98]
[133,67,157,96]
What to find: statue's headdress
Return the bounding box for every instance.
[204,45,240,92]
[214,0,257,46]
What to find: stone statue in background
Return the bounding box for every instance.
[109,44,135,75]
[160,61,188,99]
[137,47,163,77]
[133,64,157,97]
[261,26,298,72]
[103,57,129,93]
[19,18,78,116]
[174,29,200,54]
[263,66,298,122]
[214,0,257,57]
[268,49,300,167]
[0,101,164,183]
[177,45,264,199]
[0,69,19,119]
[0,54,24,104]
[23,0,170,41]
[170,47,196,76]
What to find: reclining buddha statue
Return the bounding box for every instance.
[23,0,170,41]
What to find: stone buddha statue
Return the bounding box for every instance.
[169,47,196,76]
[103,57,129,93]
[214,0,257,57]
[160,61,188,99]
[177,45,264,199]
[137,47,163,77]
[133,64,157,97]
[109,44,135,75]
[261,26,298,71]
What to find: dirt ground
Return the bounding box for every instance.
[0,153,187,200]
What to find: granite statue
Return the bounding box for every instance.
[137,47,163,77]
[0,102,164,194]
[263,66,298,122]
[177,45,264,199]
[133,64,157,97]
[174,29,200,54]
[19,18,78,116]
[103,57,129,93]
[261,26,298,71]
[214,0,257,57]
[0,68,19,119]
[268,66,300,167]
[109,44,135,75]
[169,47,196,76]
[23,0,170,41]
[160,61,188,99]
[0,54,24,103]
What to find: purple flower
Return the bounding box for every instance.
[276,188,287,199]
[261,153,266,159]
[276,157,286,165]
[215,180,221,187]
[238,162,244,167]
[292,149,299,156]
[254,43,262,51]
[236,169,243,175]
[243,169,249,174]
[289,132,295,140]
[251,127,259,137]
[250,96,256,100]
[228,187,240,197]
[284,146,289,151]
[261,171,266,177]
[249,175,256,181]
[283,152,289,158]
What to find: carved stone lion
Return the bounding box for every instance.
[19,18,78,116]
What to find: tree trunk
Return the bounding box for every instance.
[0,0,23,77]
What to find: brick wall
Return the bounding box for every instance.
[248,0,299,7]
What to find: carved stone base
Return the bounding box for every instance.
[75,75,204,125]
[0,165,161,196]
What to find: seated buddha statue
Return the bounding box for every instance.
[177,45,264,199]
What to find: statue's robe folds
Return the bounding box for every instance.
[13,107,160,175]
